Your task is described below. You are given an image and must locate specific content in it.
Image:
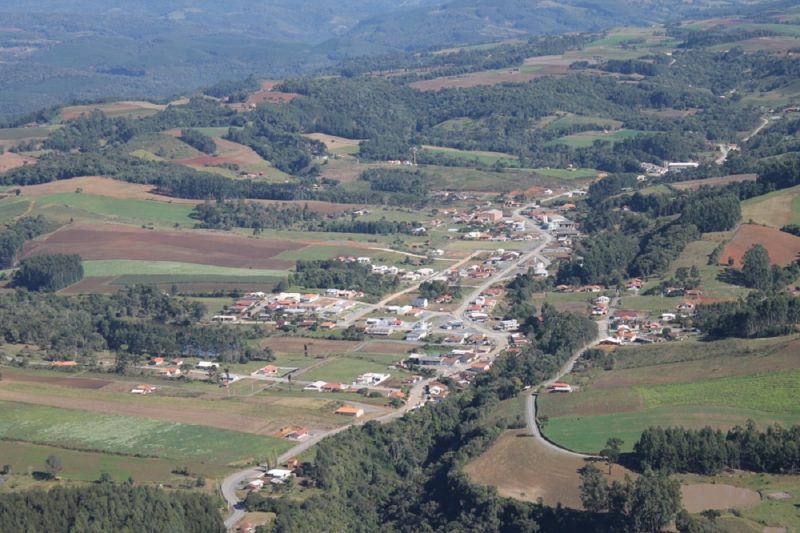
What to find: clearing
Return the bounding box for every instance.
[59,101,165,121]
[719,223,800,267]
[0,152,36,172]
[671,174,758,191]
[741,184,800,228]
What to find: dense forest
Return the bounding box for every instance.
[13,253,84,292]
[290,260,400,299]
[0,484,223,533]
[0,216,56,269]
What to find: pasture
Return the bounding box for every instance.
[421,145,519,166]
[82,260,286,279]
[549,129,644,148]
[670,173,757,191]
[538,335,800,452]
[741,183,800,228]
[59,101,165,121]
[0,400,292,465]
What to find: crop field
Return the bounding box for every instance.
[532,167,598,179]
[741,183,800,228]
[82,260,286,279]
[18,176,199,204]
[305,133,361,155]
[421,145,519,165]
[549,129,644,148]
[0,400,292,465]
[539,336,800,452]
[409,64,552,91]
[59,101,165,121]
[2,192,196,227]
[23,224,305,269]
[125,132,202,161]
[298,357,399,384]
[720,223,800,267]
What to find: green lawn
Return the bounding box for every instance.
[0,127,52,141]
[0,199,32,223]
[83,260,286,278]
[0,401,291,465]
[532,168,598,179]
[421,145,519,166]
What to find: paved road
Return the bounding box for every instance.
[220,204,560,530]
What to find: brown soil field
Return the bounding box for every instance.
[18,176,200,204]
[681,483,761,513]
[22,224,304,269]
[720,224,800,267]
[671,174,757,191]
[58,277,119,294]
[409,60,568,91]
[359,341,414,355]
[262,337,361,356]
[213,138,269,166]
[464,430,633,508]
[60,101,165,121]
[738,36,800,53]
[0,152,36,172]
[246,91,301,105]
[1,371,110,390]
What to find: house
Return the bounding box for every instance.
[149,357,165,366]
[238,522,257,533]
[267,469,293,481]
[255,365,279,376]
[335,405,364,417]
[276,426,310,440]
[247,479,265,491]
[495,319,519,332]
[411,296,429,308]
[469,361,492,373]
[130,384,157,395]
[548,382,573,393]
[354,373,390,386]
[476,209,504,224]
[304,380,327,392]
[159,367,181,378]
[322,382,348,392]
[660,313,677,322]
[357,257,371,265]
[51,361,78,367]
[197,361,219,370]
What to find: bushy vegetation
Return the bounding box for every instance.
[0,483,223,533]
[0,216,55,268]
[290,260,399,298]
[694,292,800,338]
[179,128,216,155]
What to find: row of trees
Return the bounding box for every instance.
[178,128,216,154]
[694,292,800,338]
[634,422,800,474]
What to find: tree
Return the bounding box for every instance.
[580,463,608,512]
[601,437,624,474]
[97,472,113,484]
[629,468,683,533]
[45,454,62,479]
[741,244,771,290]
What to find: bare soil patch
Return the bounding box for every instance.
[360,342,413,355]
[720,224,800,267]
[671,174,757,191]
[22,224,304,269]
[0,152,35,172]
[681,483,761,513]
[58,277,118,294]
[465,430,633,508]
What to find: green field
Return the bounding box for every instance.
[83,260,286,278]
[550,129,644,148]
[539,336,800,452]
[124,132,202,161]
[532,168,598,179]
[422,145,519,165]
[300,357,398,384]
[0,193,196,227]
[0,401,291,465]
[0,126,53,141]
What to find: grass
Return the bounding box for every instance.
[639,370,800,415]
[550,129,644,148]
[0,440,229,484]
[0,401,291,465]
[124,132,202,161]
[0,199,31,223]
[421,145,519,165]
[741,183,800,228]
[4,192,196,227]
[0,126,52,141]
[83,260,286,278]
[532,168,598,179]
[300,357,397,384]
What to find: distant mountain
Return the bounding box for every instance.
[329,0,770,53]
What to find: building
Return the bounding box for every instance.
[197,361,219,370]
[130,384,157,395]
[475,209,504,224]
[304,380,327,392]
[411,297,429,308]
[335,405,364,417]
[548,382,573,393]
[354,373,390,386]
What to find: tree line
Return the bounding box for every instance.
[289,260,399,299]
[634,421,800,475]
[13,253,83,292]
[0,216,55,269]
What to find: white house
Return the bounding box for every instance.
[303,380,327,392]
[266,469,293,481]
[354,372,391,386]
[197,361,219,369]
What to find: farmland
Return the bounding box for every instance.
[741,183,800,228]
[22,224,304,269]
[538,335,800,453]
[0,400,292,465]
[719,223,800,267]
[549,129,644,148]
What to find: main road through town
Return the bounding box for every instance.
[221,205,570,530]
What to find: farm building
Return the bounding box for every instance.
[548,382,573,393]
[130,384,157,395]
[335,405,365,417]
[354,373,390,386]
